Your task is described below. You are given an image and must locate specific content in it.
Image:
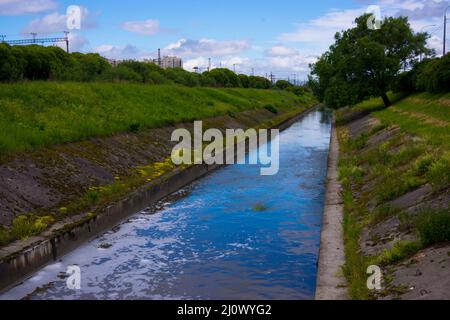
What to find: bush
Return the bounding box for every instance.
[248,76,271,89]
[264,104,278,114]
[286,86,306,96]
[239,74,250,88]
[417,210,450,246]
[427,152,450,190]
[275,80,293,90]
[206,68,242,87]
[0,227,12,246]
[0,43,23,81]
[393,62,424,93]
[417,54,450,93]
[11,215,54,240]
[414,153,435,176]
[372,240,422,266]
[99,65,142,82]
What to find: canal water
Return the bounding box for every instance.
[1,109,332,300]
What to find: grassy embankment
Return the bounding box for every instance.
[336,92,450,299]
[0,82,317,246]
[0,82,316,155]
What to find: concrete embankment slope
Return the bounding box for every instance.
[333,93,450,300]
[315,119,348,300]
[0,104,317,293]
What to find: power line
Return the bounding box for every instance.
[2,32,71,53]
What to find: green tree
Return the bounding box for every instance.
[238,74,250,88]
[416,54,450,93]
[248,76,271,89]
[275,80,293,90]
[310,14,431,108]
[207,68,242,87]
[0,43,23,81]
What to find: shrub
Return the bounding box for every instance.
[11,215,55,240]
[129,122,141,133]
[427,152,450,190]
[264,104,278,114]
[0,227,12,246]
[414,153,435,176]
[275,80,293,90]
[286,86,307,96]
[417,210,450,246]
[99,65,142,82]
[416,54,450,93]
[372,240,422,266]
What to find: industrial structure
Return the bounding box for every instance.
[0,32,71,53]
[145,48,183,69]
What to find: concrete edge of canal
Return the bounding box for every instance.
[315,116,349,300]
[0,105,319,294]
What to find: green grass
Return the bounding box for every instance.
[370,240,423,266]
[417,209,450,246]
[352,92,405,113]
[337,92,450,299]
[0,82,315,155]
[391,92,450,122]
[0,214,55,246]
[373,94,450,147]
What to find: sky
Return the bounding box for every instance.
[0,0,448,80]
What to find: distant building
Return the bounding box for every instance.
[148,56,183,69]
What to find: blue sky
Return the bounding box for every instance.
[0,0,448,79]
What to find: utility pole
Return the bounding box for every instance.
[270,72,274,84]
[64,31,70,53]
[158,48,161,67]
[445,6,449,56]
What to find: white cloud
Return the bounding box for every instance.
[275,0,449,72]
[278,8,363,48]
[66,33,89,52]
[266,45,299,57]
[22,12,66,34]
[94,44,140,60]
[165,38,251,58]
[122,19,170,36]
[263,45,319,78]
[0,0,57,15]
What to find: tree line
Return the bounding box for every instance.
[308,14,450,109]
[0,43,308,93]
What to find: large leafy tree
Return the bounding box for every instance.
[310,14,432,108]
